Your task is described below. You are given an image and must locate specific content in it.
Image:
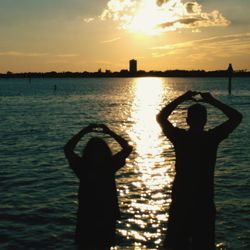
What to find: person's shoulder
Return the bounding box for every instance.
[206,128,226,142]
[207,127,220,136]
[177,128,188,135]
[169,127,186,141]
[203,129,211,134]
[76,155,84,162]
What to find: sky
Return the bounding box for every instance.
[0,0,250,73]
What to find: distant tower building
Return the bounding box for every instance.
[129,59,137,74]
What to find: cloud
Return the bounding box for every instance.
[150,33,250,58]
[158,10,229,30]
[0,51,79,59]
[100,0,230,34]
[55,54,78,57]
[101,37,121,43]
[0,51,48,57]
[83,17,95,23]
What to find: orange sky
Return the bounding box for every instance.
[0,0,250,73]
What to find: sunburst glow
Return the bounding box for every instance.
[124,0,184,35]
[101,0,230,35]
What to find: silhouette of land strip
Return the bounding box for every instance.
[1,69,250,78]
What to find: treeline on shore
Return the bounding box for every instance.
[1,69,250,78]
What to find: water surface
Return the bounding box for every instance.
[0,77,249,249]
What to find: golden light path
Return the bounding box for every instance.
[117,78,175,249]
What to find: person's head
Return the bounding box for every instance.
[186,103,207,131]
[82,137,112,165]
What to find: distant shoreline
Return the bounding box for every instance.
[1,70,250,78]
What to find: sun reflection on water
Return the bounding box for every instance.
[129,78,164,155]
[119,78,174,248]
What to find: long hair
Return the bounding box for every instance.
[82,137,112,166]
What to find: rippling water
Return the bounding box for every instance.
[0,77,249,249]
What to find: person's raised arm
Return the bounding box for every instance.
[101,124,133,154]
[100,124,133,171]
[64,124,97,178]
[200,92,242,137]
[156,91,198,133]
[64,124,95,160]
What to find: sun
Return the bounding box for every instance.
[101,0,230,36]
[122,0,184,35]
[126,1,162,35]
[100,0,189,35]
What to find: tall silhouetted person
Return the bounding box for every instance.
[157,91,242,250]
[64,124,133,250]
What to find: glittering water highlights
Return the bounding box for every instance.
[0,77,249,250]
[121,78,172,248]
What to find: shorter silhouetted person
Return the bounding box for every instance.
[64,124,133,250]
[157,91,242,250]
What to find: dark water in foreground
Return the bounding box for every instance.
[0,77,249,249]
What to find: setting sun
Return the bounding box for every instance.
[125,1,166,35]
[125,0,183,35]
[101,0,230,36]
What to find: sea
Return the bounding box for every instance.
[0,77,249,250]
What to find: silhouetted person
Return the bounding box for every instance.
[64,124,133,250]
[157,91,242,250]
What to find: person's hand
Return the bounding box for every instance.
[99,124,112,134]
[182,90,199,101]
[82,124,97,133]
[199,92,214,103]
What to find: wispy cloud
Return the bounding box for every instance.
[83,17,95,23]
[0,51,79,59]
[101,37,121,43]
[150,33,250,58]
[0,51,48,57]
[55,54,78,57]
[99,0,230,34]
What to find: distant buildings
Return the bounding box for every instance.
[129,59,137,74]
